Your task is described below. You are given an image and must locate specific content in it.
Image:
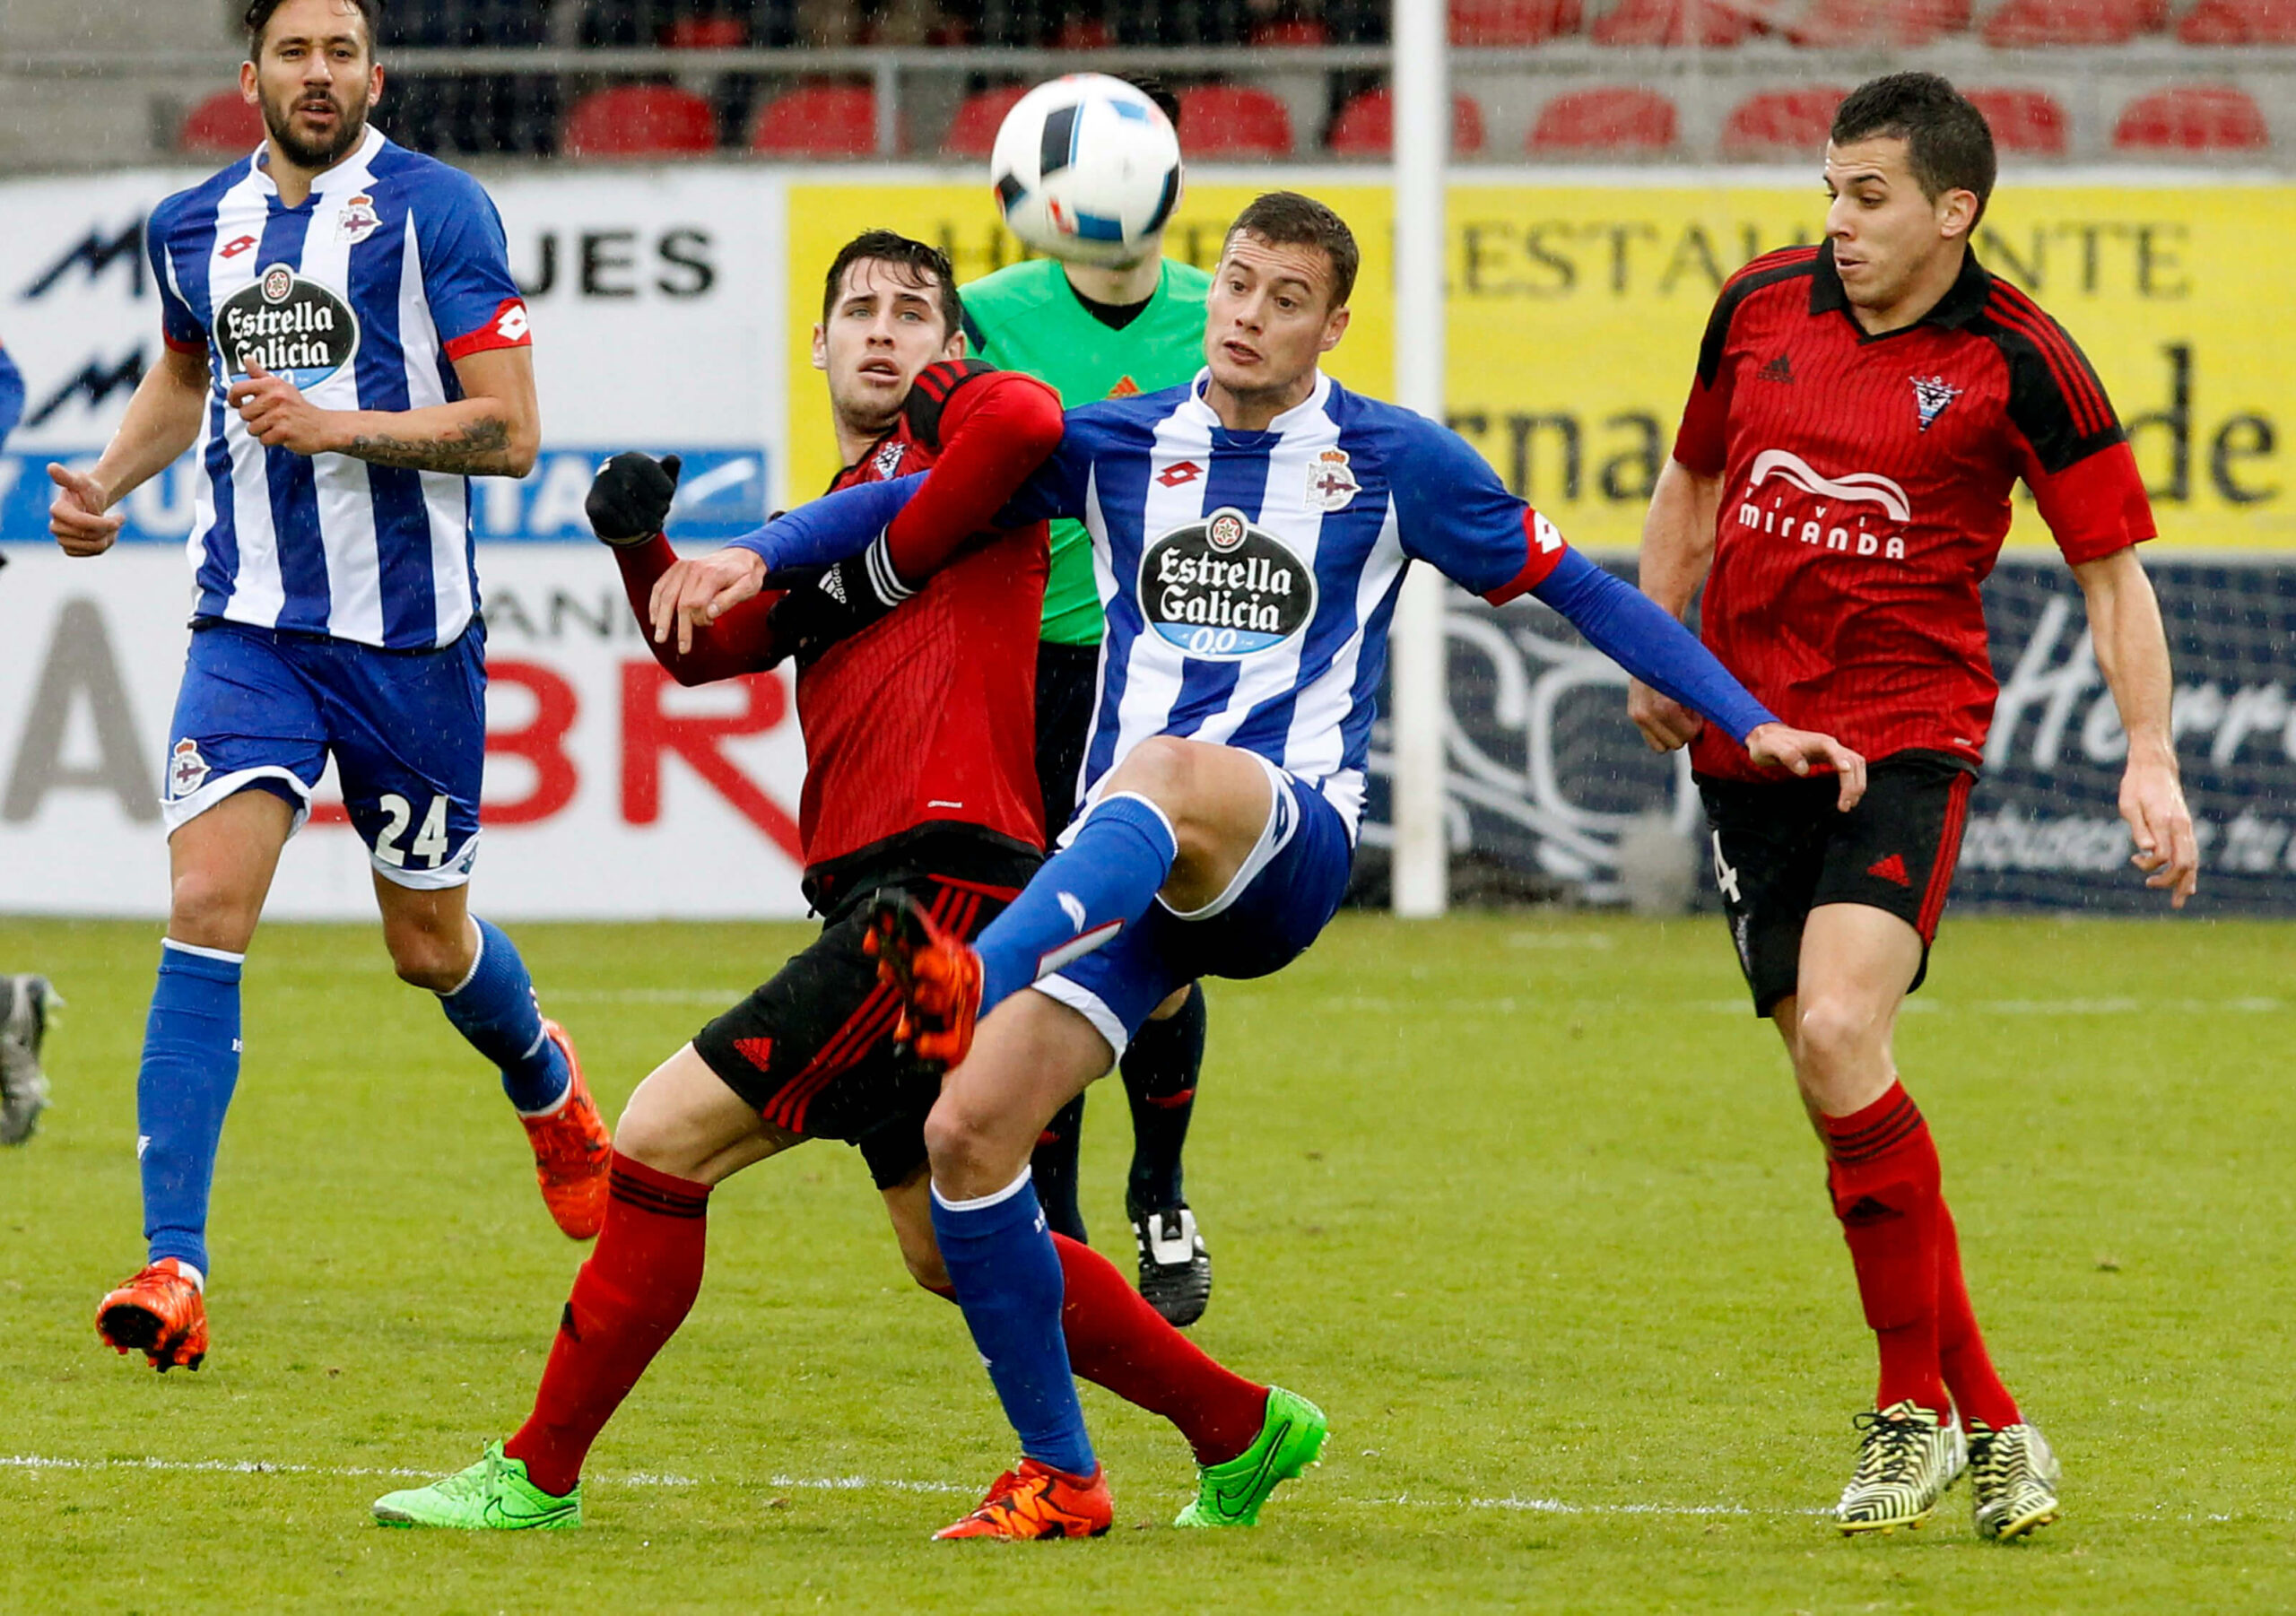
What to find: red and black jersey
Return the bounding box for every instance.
[795,365,1053,871]
[1672,241,2154,781]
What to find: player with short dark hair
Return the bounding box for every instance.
[373,232,1313,1534]
[1625,71,2196,1538]
[961,76,1220,1325]
[50,0,609,1373]
[662,190,1865,1538]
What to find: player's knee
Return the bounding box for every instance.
[1792,996,1881,1080]
[1104,735,1194,811]
[166,867,262,952]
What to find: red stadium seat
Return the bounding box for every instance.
[1055,19,1113,48]
[750,83,881,157]
[1451,0,1584,44]
[1592,0,1761,46]
[1964,88,2069,154]
[942,85,1028,159]
[179,90,265,157]
[1529,86,1678,152]
[1981,0,2150,46]
[2178,0,2296,42]
[561,85,718,158]
[1251,17,1331,44]
[1326,87,1487,156]
[1178,84,1293,158]
[2113,84,2271,152]
[662,17,746,47]
[1719,86,1848,158]
[1784,0,1968,45]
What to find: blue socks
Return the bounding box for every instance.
[976,793,1178,1012]
[439,917,570,1114]
[931,1169,1096,1478]
[139,942,245,1277]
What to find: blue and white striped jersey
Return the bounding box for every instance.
[146,127,532,649]
[1005,369,1567,837]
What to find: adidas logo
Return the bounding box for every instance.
[1866,854,1911,887]
[1758,353,1795,384]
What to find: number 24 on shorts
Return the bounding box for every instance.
[375,793,452,869]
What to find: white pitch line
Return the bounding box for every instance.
[0,1455,694,1487]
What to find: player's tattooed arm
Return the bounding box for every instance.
[342,415,516,474]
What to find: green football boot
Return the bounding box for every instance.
[372,1440,581,1531]
[1174,1386,1327,1528]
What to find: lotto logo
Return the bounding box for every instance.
[495,302,531,343]
[1157,460,1203,487]
[220,235,257,259]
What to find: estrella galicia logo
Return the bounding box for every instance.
[213,262,360,387]
[1140,506,1316,659]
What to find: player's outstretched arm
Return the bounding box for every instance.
[586,452,790,681]
[2073,546,2197,906]
[1627,456,1723,752]
[48,343,210,557]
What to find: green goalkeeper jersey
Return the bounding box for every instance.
[959,256,1213,646]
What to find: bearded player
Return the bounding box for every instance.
[49,0,607,1372]
[658,193,1866,1537]
[373,232,1318,1534]
[962,74,1218,1325]
[1626,74,2197,1539]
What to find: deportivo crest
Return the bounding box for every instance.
[168,738,210,799]
[1910,375,1961,432]
[336,192,380,246]
[1139,506,1317,659]
[873,439,907,479]
[1305,447,1360,512]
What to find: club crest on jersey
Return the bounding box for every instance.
[213,262,361,387]
[335,192,380,246]
[1910,375,1961,432]
[873,439,907,479]
[167,739,209,799]
[1305,447,1360,512]
[1140,505,1318,659]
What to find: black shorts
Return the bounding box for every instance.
[691,834,1036,1188]
[1697,751,1977,1018]
[1034,639,1100,842]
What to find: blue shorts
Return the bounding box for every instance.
[161,621,487,890]
[1036,755,1354,1057]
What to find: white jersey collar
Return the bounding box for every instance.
[248,124,386,204]
[1184,367,1335,437]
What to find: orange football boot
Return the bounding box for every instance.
[520,1021,611,1240]
[97,1258,208,1372]
[864,896,985,1069]
[934,1459,1114,1541]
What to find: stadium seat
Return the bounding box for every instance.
[179,90,265,156]
[1783,0,1969,45]
[749,83,881,157]
[561,84,718,157]
[1054,19,1114,48]
[1719,86,1848,158]
[1528,86,1678,153]
[941,85,1028,159]
[1451,0,1584,44]
[1981,0,2151,46]
[1591,0,1761,46]
[1177,84,1293,158]
[662,17,747,47]
[2112,84,2272,152]
[2178,0,2296,42]
[1326,87,1488,156]
[1964,87,2069,154]
[1250,17,1331,44]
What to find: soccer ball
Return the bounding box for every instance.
[990,74,1184,267]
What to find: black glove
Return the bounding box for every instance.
[586,452,682,545]
[763,529,915,665]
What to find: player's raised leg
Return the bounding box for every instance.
[375,1044,786,1528]
[99,788,291,1371]
[1787,903,1970,1533]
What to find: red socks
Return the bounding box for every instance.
[1935,1203,2020,1429]
[507,1152,709,1496]
[1821,1082,1949,1417]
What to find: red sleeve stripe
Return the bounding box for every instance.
[441,297,533,362]
[1722,243,1821,291]
[1482,508,1569,605]
[1986,287,2111,439]
[163,332,204,355]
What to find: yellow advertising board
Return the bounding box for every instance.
[787,178,2294,552]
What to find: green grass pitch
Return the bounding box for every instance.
[2,910,2292,1613]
